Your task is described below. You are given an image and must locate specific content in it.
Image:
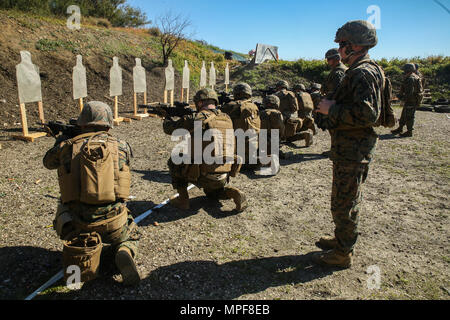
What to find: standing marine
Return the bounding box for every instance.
[163,88,247,212]
[318,49,348,155]
[321,48,348,99]
[391,63,423,137]
[314,20,386,268]
[43,101,140,286]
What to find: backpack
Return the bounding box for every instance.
[365,61,396,128]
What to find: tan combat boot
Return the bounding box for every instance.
[316,236,338,250]
[115,246,140,286]
[224,187,248,212]
[169,188,190,210]
[313,249,353,268]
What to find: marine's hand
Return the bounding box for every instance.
[316,99,335,115]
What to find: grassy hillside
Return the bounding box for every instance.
[233,57,450,101]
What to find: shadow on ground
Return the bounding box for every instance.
[37,252,341,300]
[0,246,61,300]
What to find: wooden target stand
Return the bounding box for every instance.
[164,89,174,105]
[131,91,152,120]
[181,87,189,104]
[13,101,47,142]
[111,96,131,126]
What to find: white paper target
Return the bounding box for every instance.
[225,63,230,85]
[110,57,123,97]
[182,60,190,89]
[73,55,87,100]
[165,59,175,91]
[209,62,216,87]
[133,58,147,93]
[16,51,42,104]
[200,61,207,88]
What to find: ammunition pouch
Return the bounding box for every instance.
[72,206,129,241]
[63,232,103,283]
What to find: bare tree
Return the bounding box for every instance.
[154,11,193,66]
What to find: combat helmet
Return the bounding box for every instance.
[293,84,307,92]
[233,82,252,100]
[325,48,340,60]
[334,20,378,48]
[310,83,322,91]
[402,63,416,74]
[193,88,219,105]
[77,101,114,129]
[263,95,280,109]
[276,80,289,90]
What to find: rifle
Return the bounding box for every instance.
[218,91,234,106]
[40,119,82,139]
[139,101,195,118]
[253,86,277,97]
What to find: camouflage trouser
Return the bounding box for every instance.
[56,203,140,258]
[168,159,228,196]
[398,105,417,132]
[331,162,369,254]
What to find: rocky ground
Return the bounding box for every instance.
[0,108,449,300]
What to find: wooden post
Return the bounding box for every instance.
[79,98,84,112]
[225,84,228,93]
[181,88,184,102]
[20,103,29,136]
[170,90,174,106]
[130,92,149,120]
[38,101,45,124]
[114,96,119,120]
[13,101,47,142]
[164,90,168,104]
[113,96,132,126]
[186,88,189,104]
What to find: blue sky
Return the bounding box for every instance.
[128,0,450,60]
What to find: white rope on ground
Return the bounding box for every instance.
[24,184,196,300]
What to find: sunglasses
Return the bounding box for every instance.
[339,41,350,49]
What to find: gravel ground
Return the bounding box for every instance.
[0,108,449,300]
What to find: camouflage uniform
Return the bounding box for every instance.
[322,62,348,99]
[259,95,284,155]
[43,101,139,284]
[221,83,261,167]
[163,109,231,195]
[164,88,247,211]
[309,84,322,109]
[317,21,384,260]
[394,64,423,135]
[274,81,299,119]
[294,84,317,135]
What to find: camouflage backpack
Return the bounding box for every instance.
[366,61,396,128]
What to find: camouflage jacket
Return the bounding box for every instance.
[398,73,423,107]
[221,99,260,132]
[322,62,348,99]
[310,91,322,108]
[275,89,298,117]
[43,131,131,219]
[326,54,384,163]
